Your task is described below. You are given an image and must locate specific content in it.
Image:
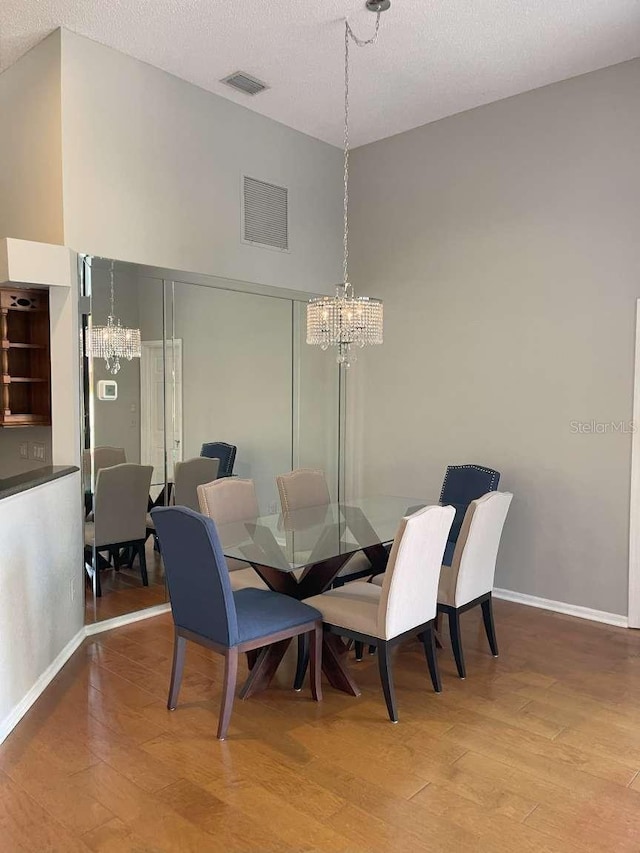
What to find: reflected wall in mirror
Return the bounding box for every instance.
[82,257,342,624]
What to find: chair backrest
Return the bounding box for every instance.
[276,468,330,513]
[377,504,455,640]
[82,446,126,482]
[93,463,153,546]
[200,442,237,477]
[449,491,513,608]
[174,457,220,511]
[439,464,500,545]
[151,506,238,646]
[197,477,259,524]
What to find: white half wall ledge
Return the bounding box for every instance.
[0,603,171,746]
[0,238,72,288]
[493,588,629,629]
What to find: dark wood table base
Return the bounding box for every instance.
[238,550,381,699]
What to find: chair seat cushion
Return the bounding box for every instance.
[370,573,384,587]
[304,581,382,639]
[229,566,268,591]
[233,588,321,644]
[84,522,95,547]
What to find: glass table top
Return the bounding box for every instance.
[216,495,430,572]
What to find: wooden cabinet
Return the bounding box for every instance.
[0,288,51,427]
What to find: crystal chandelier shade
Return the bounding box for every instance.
[89,263,142,375]
[307,287,383,364]
[306,5,388,368]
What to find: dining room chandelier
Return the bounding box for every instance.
[89,262,141,375]
[306,0,389,367]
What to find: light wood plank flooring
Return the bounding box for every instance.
[3,600,640,851]
[84,541,168,625]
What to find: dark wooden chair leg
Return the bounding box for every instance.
[422,626,442,693]
[294,633,309,691]
[368,645,376,655]
[217,647,239,740]
[354,641,364,661]
[435,611,443,648]
[138,541,149,587]
[309,625,322,702]
[377,641,398,722]
[481,595,499,657]
[449,610,466,679]
[167,633,186,710]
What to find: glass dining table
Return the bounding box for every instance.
[215,494,429,699]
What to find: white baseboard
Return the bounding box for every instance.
[0,627,86,746]
[85,603,171,636]
[493,587,628,628]
[0,603,171,746]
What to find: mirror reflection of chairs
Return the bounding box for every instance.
[82,445,126,517]
[200,441,236,477]
[84,463,153,596]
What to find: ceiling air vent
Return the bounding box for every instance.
[242,176,289,251]
[222,71,268,96]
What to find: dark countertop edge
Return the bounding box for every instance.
[0,465,80,502]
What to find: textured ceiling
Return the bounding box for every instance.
[2,1,640,147]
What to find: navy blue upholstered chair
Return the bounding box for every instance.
[440,464,500,566]
[151,506,323,740]
[200,442,236,478]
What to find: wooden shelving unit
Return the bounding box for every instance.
[0,288,51,427]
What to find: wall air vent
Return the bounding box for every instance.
[221,71,268,96]
[242,176,289,251]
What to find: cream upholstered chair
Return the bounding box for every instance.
[436,491,513,679]
[276,468,373,583]
[305,504,455,722]
[84,463,153,596]
[197,478,268,592]
[174,457,220,511]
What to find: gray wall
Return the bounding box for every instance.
[60,29,343,294]
[348,58,640,616]
[0,427,53,479]
[0,31,63,244]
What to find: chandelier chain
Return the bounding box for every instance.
[109,261,115,318]
[343,12,381,293]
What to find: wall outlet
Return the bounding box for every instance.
[19,442,28,460]
[31,442,46,462]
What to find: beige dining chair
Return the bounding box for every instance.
[435,490,513,679]
[82,445,127,484]
[305,504,455,722]
[174,456,220,511]
[197,477,268,591]
[83,446,127,517]
[276,468,373,583]
[84,463,153,597]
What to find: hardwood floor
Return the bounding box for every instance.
[85,540,168,624]
[3,599,640,851]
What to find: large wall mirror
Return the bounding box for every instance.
[81,256,341,624]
